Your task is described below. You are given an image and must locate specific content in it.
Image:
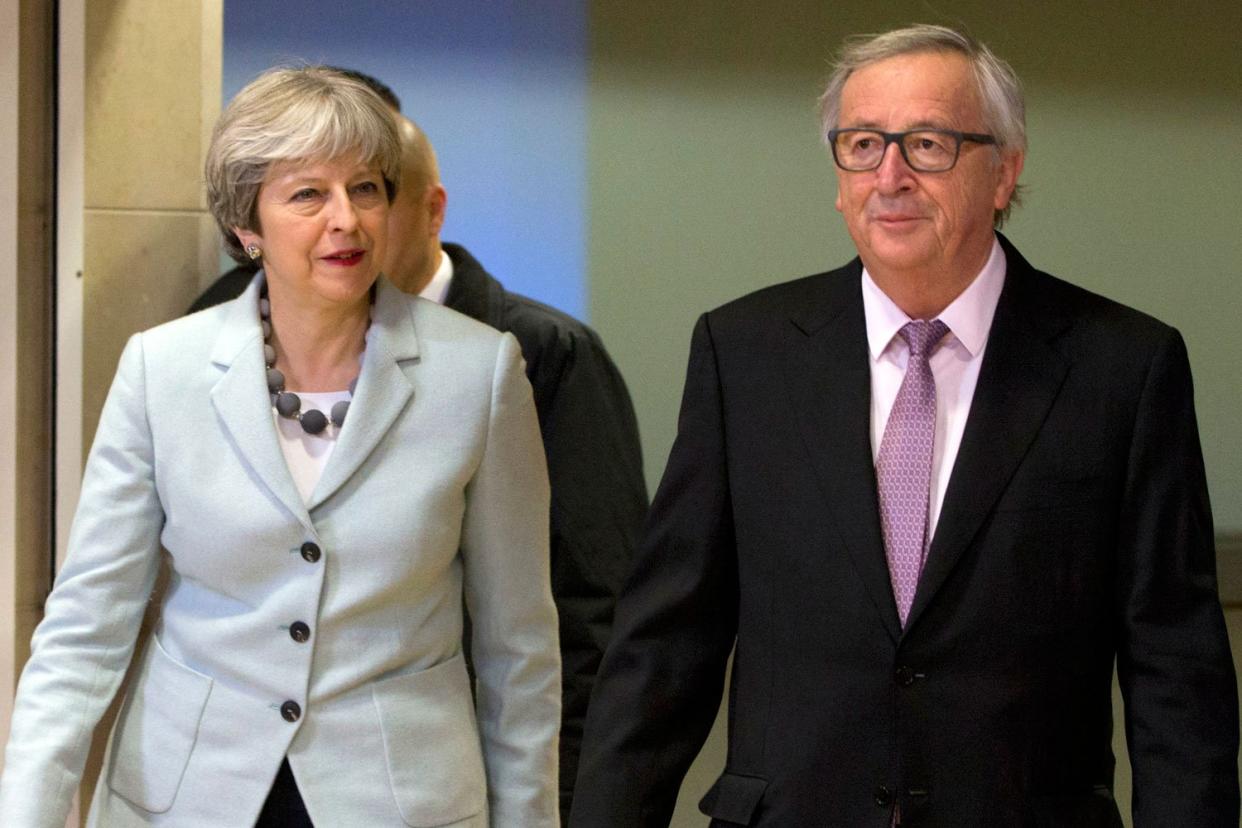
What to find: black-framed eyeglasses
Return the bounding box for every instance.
[827,128,997,172]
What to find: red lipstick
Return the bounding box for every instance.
[322,248,366,267]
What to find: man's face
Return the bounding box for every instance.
[833,51,1022,285]
[383,116,445,294]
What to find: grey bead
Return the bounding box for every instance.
[266,367,285,393]
[275,392,301,417]
[262,320,272,339]
[330,400,350,427]
[300,408,328,434]
[259,297,270,316]
[263,344,276,365]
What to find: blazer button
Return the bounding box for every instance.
[289,621,311,643]
[874,785,893,807]
[895,666,916,686]
[280,700,301,722]
[300,541,321,563]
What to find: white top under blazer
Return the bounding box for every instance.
[0,274,561,827]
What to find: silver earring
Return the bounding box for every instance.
[245,243,262,261]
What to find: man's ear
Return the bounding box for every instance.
[427,185,447,236]
[993,150,1024,212]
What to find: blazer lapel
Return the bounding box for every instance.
[904,241,1072,631]
[209,274,315,534]
[306,278,418,511]
[787,264,903,643]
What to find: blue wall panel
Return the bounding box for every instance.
[223,1,588,318]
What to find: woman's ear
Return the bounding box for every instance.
[233,228,263,261]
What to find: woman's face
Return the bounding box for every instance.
[235,156,389,310]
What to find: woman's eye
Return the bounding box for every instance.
[291,188,319,202]
[352,180,381,195]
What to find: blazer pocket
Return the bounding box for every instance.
[106,638,213,813]
[698,771,769,826]
[372,654,488,827]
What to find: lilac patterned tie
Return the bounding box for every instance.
[877,319,948,627]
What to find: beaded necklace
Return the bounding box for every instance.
[260,290,361,436]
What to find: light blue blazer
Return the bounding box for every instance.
[0,276,561,826]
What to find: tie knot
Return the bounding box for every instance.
[899,319,949,359]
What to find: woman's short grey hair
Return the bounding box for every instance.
[205,65,402,263]
[818,24,1026,226]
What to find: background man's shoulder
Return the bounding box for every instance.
[187,265,257,314]
[444,243,617,381]
[499,287,608,363]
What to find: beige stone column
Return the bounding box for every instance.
[71,0,222,820]
[1,0,56,790]
[82,0,223,445]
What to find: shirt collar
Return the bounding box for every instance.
[862,235,1006,360]
[418,247,454,305]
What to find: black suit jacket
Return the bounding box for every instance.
[570,235,1237,827]
[189,243,649,819]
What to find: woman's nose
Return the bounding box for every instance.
[326,188,360,232]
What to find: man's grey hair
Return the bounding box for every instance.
[818,24,1026,227]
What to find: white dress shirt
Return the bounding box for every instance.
[863,236,1007,540]
[274,389,352,503]
[418,247,454,305]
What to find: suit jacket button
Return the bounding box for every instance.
[895,666,916,686]
[874,785,894,807]
[289,621,311,643]
[300,542,321,563]
[280,700,301,722]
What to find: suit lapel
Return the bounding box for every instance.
[306,278,418,511]
[209,274,315,534]
[442,243,505,329]
[904,240,1072,631]
[787,264,903,643]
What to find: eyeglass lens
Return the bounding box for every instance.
[834,130,960,172]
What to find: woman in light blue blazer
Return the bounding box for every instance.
[0,67,560,827]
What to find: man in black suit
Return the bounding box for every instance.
[190,72,648,821]
[570,24,1237,827]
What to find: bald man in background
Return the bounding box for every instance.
[189,70,648,819]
